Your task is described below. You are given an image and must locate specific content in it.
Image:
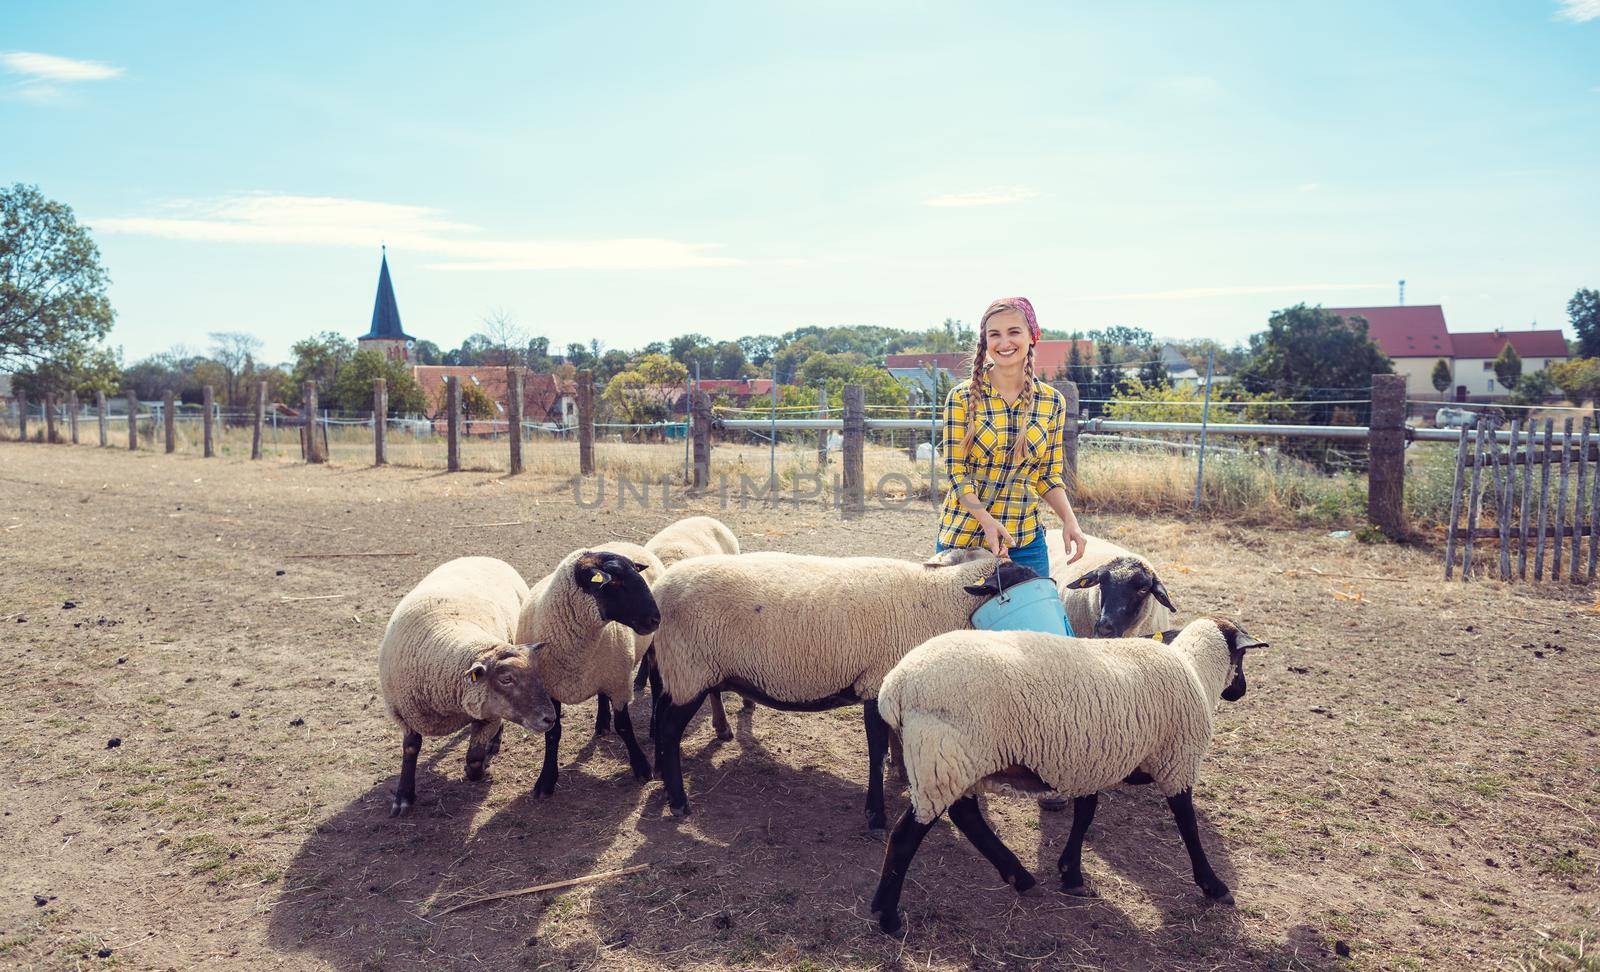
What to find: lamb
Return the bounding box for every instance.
[627,516,747,741]
[1046,531,1175,638]
[516,543,662,796]
[648,548,1037,830]
[377,557,558,817]
[868,617,1267,935]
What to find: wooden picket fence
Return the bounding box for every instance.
[1444,415,1599,582]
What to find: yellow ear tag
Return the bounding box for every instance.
[468,668,482,683]
[1152,631,1166,643]
[590,571,608,585]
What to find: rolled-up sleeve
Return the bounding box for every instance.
[1031,396,1068,496]
[943,389,977,499]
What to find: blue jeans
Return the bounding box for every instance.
[937,530,1052,582]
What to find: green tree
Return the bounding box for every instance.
[600,353,689,425]
[459,381,496,420]
[1235,304,1393,396]
[1549,358,1600,408]
[289,331,355,400]
[331,349,428,415]
[13,344,123,399]
[1569,288,1600,359]
[798,350,865,388]
[1507,368,1556,407]
[208,331,262,408]
[1431,358,1452,394]
[1493,344,1522,391]
[0,184,115,372]
[412,339,442,365]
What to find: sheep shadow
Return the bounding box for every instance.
[265,715,645,971]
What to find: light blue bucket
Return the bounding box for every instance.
[971,577,1072,636]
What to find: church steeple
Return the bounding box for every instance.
[358,247,417,363]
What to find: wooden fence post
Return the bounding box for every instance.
[1572,416,1591,584]
[17,391,27,441]
[163,391,176,453]
[817,388,829,468]
[44,395,57,444]
[68,392,79,444]
[126,392,139,450]
[691,389,711,491]
[842,384,865,513]
[1050,379,1080,493]
[1367,373,1407,537]
[507,371,523,475]
[251,381,266,460]
[202,386,215,457]
[446,375,461,472]
[577,370,595,476]
[303,382,324,464]
[96,391,107,446]
[373,377,387,466]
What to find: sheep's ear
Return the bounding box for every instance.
[1066,571,1102,590]
[1148,628,1184,644]
[517,641,546,655]
[1234,632,1269,651]
[1150,579,1175,612]
[465,660,489,683]
[631,561,651,573]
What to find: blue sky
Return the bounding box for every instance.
[4,0,1597,364]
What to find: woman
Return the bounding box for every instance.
[938,296,1088,581]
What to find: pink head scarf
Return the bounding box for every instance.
[982,297,1040,344]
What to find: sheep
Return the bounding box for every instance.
[627,516,747,741]
[377,556,558,817]
[868,617,1267,935]
[516,543,662,796]
[1046,531,1175,638]
[648,547,1038,830]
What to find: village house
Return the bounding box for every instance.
[1326,305,1569,401]
[411,366,576,433]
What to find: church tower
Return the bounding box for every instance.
[357,246,416,363]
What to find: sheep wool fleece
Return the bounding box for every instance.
[645,515,740,565]
[517,542,663,706]
[378,556,531,737]
[650,551,1001,704]
[876,620,1237,825]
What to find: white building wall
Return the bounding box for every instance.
[1453,356,1567,399]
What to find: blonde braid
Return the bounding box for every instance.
[1008,344,1037,465]
[959,334,988,452]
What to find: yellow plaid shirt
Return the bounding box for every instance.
[938,376,1069,550]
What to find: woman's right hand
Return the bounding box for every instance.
[979,516,1016,558]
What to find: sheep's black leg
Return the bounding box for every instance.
[741,695,756,710]
[1057,793,1098,895]
[862,700,891,835]
[485,723,504,759]
[1166,789,1232,903]
[657,690,707,817]
[533,701,563,798]
[947,796,1035,894]
[708,692,732,741]
[464,718,497,782]
[391,730,422,817]
[594,693,613,737]
[646,663,664,742]
[612,703,651,781]
[870,806,937,935]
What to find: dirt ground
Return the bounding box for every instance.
[1,443,1596,972]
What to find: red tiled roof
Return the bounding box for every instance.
[410,366,574,420]
[885,340,1095,376]
[1447,329,1570,359]
[697,378,775,398]
[1325,305,1453,359]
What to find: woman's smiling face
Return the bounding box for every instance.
[985,309,1031,369]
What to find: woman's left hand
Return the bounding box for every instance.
[1059,524,1089,564]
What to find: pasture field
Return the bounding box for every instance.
[1,442,1596,971]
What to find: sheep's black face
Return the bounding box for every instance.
[962,559,1039,598]
[1065,556,1175,637]
[574,552,660,634]
[1214,618,1268,703]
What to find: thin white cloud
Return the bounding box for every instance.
[922,187,1039,208]
[1298,182,1321,193]
[1555,0,1599,22]
[93,192,741,271]
[1075,282,1391,302]
[1156,76,1224,99]
[2,51,122,101]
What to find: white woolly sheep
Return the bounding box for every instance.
[516,543,662,796]
[648,548,1038,830]
[628,516,746,740]
[377,556,558,817]
[1046,531,1175,638]
[868,617,1267,935]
